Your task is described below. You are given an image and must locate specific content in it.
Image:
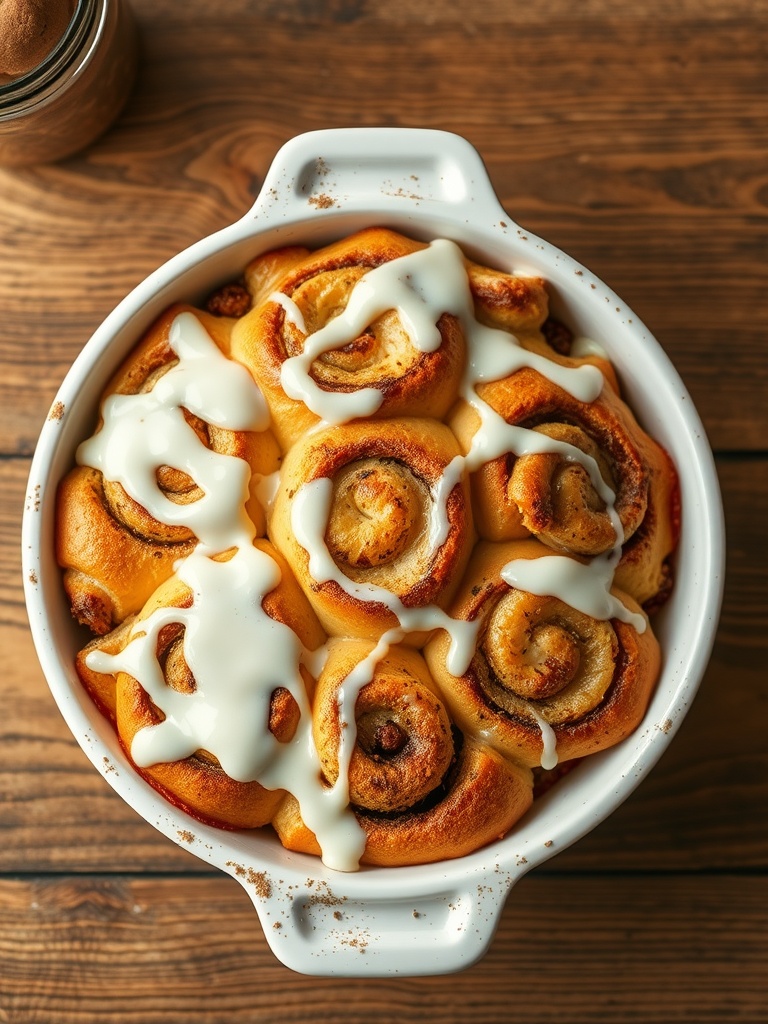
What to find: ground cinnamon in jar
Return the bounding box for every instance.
[0,0,138,165]
[0,0,76,80]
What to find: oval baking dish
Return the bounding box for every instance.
[21,127,724,977]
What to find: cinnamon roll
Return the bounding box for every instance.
[77,539,326,830]
[56,304,281,634]
[424,539,660,769]
[450,365,678,606]
[272,641,533,866]
[231,227,468,450]
[468,263,620,389]
[269,417,474,641]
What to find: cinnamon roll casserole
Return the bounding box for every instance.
[56,227,680,870]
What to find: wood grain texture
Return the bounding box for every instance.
[0,10,766,452]
[1,0,766,1019]
[1,873,766,1023]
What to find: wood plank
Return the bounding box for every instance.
[4,456,766,873]
[140,0,768,19]
[0,873,766,1022]
[0,16,765,453]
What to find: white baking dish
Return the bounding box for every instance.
[21,128,724,977]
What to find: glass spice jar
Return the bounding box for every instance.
[0,0,138,166]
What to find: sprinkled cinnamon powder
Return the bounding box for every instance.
[247,869,271,899]
[309,193,335,209]
[0,0,76,80]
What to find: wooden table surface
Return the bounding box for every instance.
[2,0,767,1020]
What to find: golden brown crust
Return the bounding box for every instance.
[272,641,533,866]
[467,263,620,391]
[269,417,475,640]
[424,539,661,768]
[232,227,467,450]
[313,641,455,814]
[79,540,325,830]
[57,466,197,634]
[613,440,680,606]
[467,261,550,335]
[450,365,678,606]
[55,304,280,634]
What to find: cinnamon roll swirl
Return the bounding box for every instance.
[77,539,326,830]
[424,539,660,769]
[272,641,533,866]
[450,365,678,606]
[231,227,468,450]
[269,417,474,641]
[56,304,280,634]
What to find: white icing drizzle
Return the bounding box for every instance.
[333,628,404,807]
[87,545,364,871]
[428,455,465,550]
[571,335,609,359]
[500,550,646,634]
[291,479,481,678]
[277,239,603,427]
[270,292,307,333]
[90,546,296,778]
[461,391,615,504]
[81,311,366,871]
[79,240,653,866]
[530,709,559,771]
[282,240,644,773]
[252,469,282,517]
[78,311,269,554]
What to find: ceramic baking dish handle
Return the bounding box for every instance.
[243,127,512,228]
[250,870,514,977]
